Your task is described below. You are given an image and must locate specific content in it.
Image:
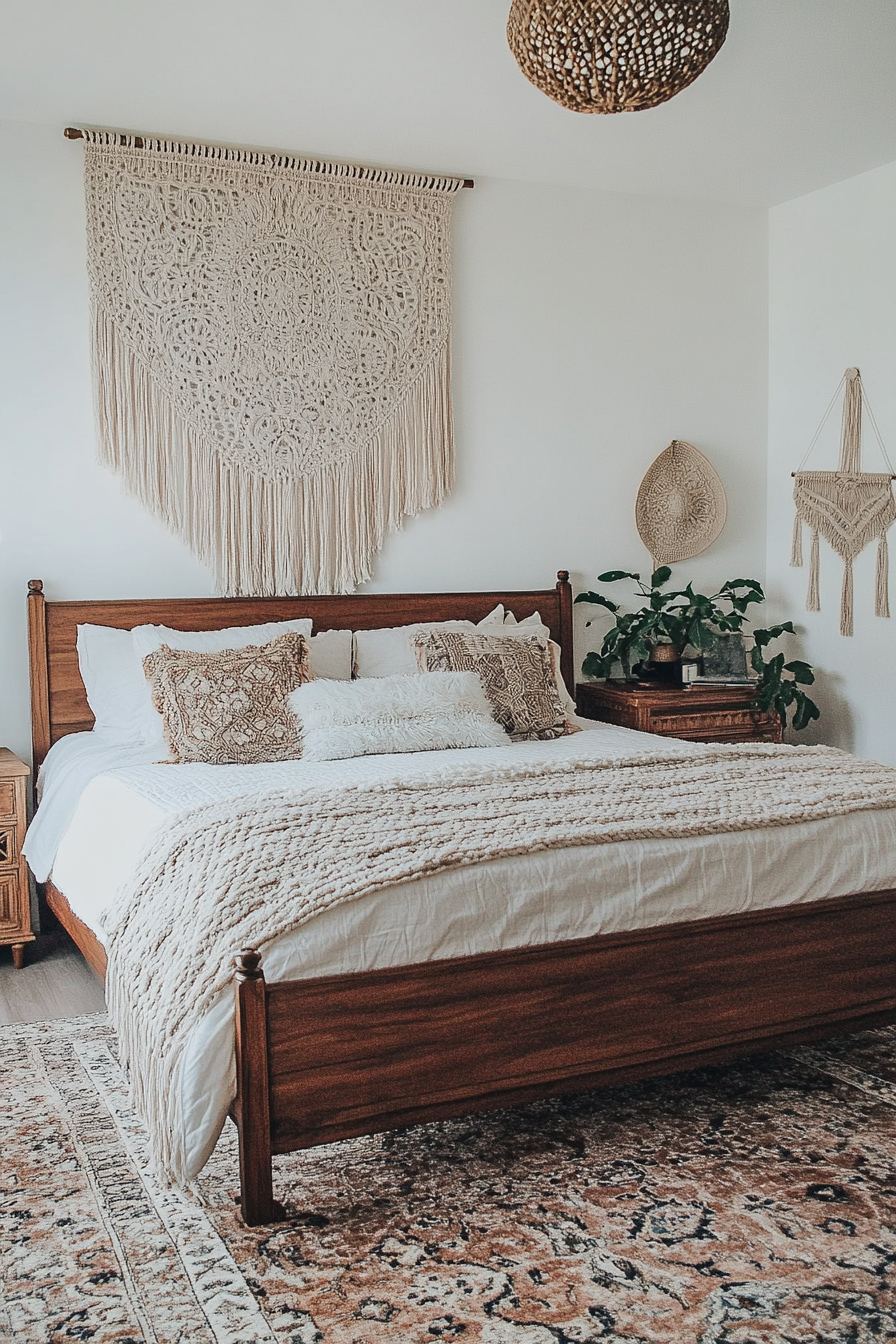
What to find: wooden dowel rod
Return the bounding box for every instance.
[791,471,896,479]
[65,127,145,147]
[63,127,474,186]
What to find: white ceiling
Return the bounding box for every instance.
[3,0,896,207]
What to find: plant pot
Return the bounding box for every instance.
[632,643,682,687]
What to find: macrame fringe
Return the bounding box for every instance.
[76,126,465,195]
[841,558,854,637]
[793,469,896,629]
[807,530,820,612]
[877,532,890,618]
[92,309,454,595]
[791,513,803,568]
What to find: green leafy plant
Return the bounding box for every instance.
[575,567,821,732]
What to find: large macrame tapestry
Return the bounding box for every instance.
[791,367,896,637]
[80,130,464,595]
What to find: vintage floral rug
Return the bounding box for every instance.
[3,1014,896,1342]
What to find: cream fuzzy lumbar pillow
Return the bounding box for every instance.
[290,671,509,762]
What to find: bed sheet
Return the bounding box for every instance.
[27,725,896,1179]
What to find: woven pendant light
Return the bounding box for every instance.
[507,0,730,114]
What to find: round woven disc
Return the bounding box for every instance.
[635,440,727,565]
[507,0,730,115]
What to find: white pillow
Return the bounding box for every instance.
[351,612,576,715]
[503,608,545,630]
[291,671,509,762]
[76,624,149,743]
[306,628,353,681]
[352,620,475,678]
[131,618,314,746]
[352,608,516,678]
[79,618,350,744]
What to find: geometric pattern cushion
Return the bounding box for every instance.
[142,632,313,764]
[415,629,570,741]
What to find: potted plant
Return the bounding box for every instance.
[575,567,821,732]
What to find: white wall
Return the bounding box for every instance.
[768,159,896,765]
[0,118,769,764]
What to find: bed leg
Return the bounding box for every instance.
[234,949,285,1225]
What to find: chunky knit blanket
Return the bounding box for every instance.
[101,741,896,1182]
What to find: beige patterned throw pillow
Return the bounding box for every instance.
[415,630,574,741]
[142,632,313,764]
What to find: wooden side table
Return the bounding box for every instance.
[0,749,34,968]
[576,681,782,745]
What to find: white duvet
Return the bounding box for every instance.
[24,723,896,1180]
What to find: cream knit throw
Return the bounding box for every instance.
[102,742,896,1183]
[80,130,462,596]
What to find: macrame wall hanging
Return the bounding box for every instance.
[75,128,464,596]
[791,367,896,637]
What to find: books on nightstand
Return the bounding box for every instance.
[690,677,758,687]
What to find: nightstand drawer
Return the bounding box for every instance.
[0,748,33,966]
[0,871,27,937]
[576,681,782,745]
[0,825,18,869]
[649,709,778,741]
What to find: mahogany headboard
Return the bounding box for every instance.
[27,572,573,773]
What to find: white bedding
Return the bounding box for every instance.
[24,725,896,1180]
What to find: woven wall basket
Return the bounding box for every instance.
[507,0,730,114]
[636,440,727,568]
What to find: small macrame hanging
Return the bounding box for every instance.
[791,367,896,637]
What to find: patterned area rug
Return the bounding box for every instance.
[3,1016,896,1342]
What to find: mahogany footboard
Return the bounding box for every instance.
[233,885,896,1225]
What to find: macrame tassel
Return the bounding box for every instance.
[840,557,854,637]
[807,530,820,612]
[876,532,890,618]
[791,512,803,567]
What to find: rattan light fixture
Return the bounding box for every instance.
[507,0,730,114]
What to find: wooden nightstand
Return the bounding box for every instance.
[576,681,782,745]
[0,749,34,968]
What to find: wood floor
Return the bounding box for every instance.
[0,930,105,1025]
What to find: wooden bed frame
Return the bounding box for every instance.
[27,574,896,1225]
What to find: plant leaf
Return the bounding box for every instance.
[723,579,765,598]
[574,592,619,614]
[792,692,821,732]
[784,660,815,685]
[581,651,608,679]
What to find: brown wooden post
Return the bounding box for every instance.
[27,580,50,794]
[234,949,284,1225]
[556,570,574,696]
